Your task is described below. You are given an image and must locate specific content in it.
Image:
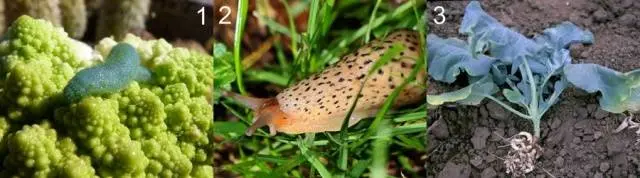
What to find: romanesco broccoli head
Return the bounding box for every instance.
[0,15,94,121]
[54,82,213,177]
[0,16,213,177]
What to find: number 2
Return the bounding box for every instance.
[218,6,232,25]
[433,6,445,25]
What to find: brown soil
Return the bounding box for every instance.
[426,0,640,177]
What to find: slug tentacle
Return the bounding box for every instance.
[224,92,287,136]
[222,91,271,110]
[245,110,278,136]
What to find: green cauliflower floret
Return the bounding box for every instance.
[1,122,96,177]
[0,116,10,157]
[110,82,167,139]
[153,49,213,98]
[125,82,212,177]
[155,83,212,177]
[155,83,212,166]
[140,132,194,177]
[95,34,172,68]
[56,138,96,178]
[0,116,8,139]
[157,83,212,147]
[55,97,149,177]
[0,15,93,121]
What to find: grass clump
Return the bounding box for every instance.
[213,0,426,177]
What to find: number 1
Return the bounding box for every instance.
[198,7,205,26]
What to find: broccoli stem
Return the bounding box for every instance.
[522,58,544,138]
[531,116,541,138]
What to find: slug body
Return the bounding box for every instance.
[63,43,151,103]
[227,30,426,136]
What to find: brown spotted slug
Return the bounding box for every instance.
[225,30,426,136]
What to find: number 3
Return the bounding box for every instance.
[218,6,232,25]
[433,6,445,25]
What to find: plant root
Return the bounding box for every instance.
[613,113,639,144]
[504,132,543,177]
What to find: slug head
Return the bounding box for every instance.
[62,77,89,103]
[105,43,140,65]
[223,91,289,136]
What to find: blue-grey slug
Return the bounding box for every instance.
[63,43,151,103]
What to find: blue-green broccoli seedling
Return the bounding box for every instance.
[63,43,151,103]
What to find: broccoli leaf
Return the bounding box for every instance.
[460,1,541,66]
[427,75,497,105]
[540,77,568,112]
[503,88,525,106]
[532,22,594,74]
[534,22,594,50]
[460,2,594,76]
[564,63,640,113]
[427,34,495,83]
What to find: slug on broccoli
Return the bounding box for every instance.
[225,30,426,136]
[63,43,151,103]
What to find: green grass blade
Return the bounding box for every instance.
[349,159,371,178]
[257,15,291,36]
[298,139,332,178]
[323,1,422,65]
[319,0,336,45]
[398,155,418,177]
[370,120,392,178]
[255,155,290,164]
[272,155,306,176]
[273,41,291,73]
[307,0,321,43]
[365,0,382,43]
[392,111,426,122]
[213,121,247,139]
[279,0,299,58]
[233,0,249,94]
[245,69,289,86]
[392,122,426,135]
[395,134,425,150]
